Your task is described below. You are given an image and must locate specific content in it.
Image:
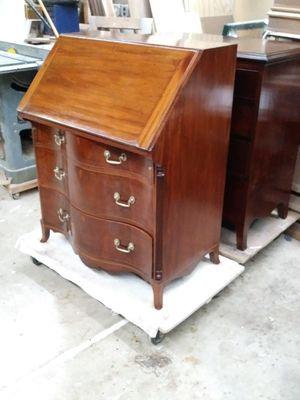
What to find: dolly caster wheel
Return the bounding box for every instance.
[31,257,42,266]
[11,193,20,200]
[284,234,292,242]
[151,331,165,345]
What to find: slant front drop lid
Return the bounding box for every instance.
[18,35,237,309]
[19,37,198,150]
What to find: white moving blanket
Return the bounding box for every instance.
[16,229,244,338]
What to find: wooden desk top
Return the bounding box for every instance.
[66,31,300,62]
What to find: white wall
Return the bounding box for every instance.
[0,0,28,42]
[187,0,234,17]
[234,0,274,20]
[187,0,274,20]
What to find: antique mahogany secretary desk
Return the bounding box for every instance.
[87,33,300,251]
[18,35,237,309]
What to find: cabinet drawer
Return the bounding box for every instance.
[66,133,153,180]
[234,69,260,101]
[34,125,66,150]
[35,147,67,194]
[70,206,153,280]
[223,175,249,224]
[231,98,257,140]
[39,188,70,235]
[227,138,252,178]
[68,161,154,233]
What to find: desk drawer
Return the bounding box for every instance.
[68,161,154,233]
[234,69,260,101]
[70,206,153,280]
[39,188,70,235]
[34,125,66,150]
[231,97,257,140]
[66,133,153,180]
[227,138,252,178]
[35,147,67,194]
[223,175,249,224]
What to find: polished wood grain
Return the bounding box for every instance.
[35,147,67,194]
[19,35,237,309]
[152,45,236,282]
[65,132,154,180]
[34,125,63,149]
[39,188,70,236]
[70,205,153,281]
[19,36,198,150]
[67,161,154,233]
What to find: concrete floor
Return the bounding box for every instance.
[0,187,299,400]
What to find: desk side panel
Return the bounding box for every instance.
[153,45,237,282]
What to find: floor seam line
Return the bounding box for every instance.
[1,319,128,395]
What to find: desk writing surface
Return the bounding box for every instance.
[18,36,197,150]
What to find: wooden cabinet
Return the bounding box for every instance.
[18,35,237,309]
[223,39,300,249]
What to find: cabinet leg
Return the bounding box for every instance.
[40,221,50,243]
[236,223,248,251]
[209,247,220,264]
[278,204,288,219]
[152,281,164,310]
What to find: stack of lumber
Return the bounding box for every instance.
[88,0,153,33]
[89,0,116,16]
[149,0,201,33]
[268,0,300,37]
[87,0,202,34]
[187,0,234,17]
[185,0,234,34]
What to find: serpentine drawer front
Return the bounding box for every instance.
[67,162,154,234]
[18,34,238,309]
[70,206,153,280]
[66,133,154,181]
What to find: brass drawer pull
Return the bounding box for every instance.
[114,192,135,208]
[54,131,65,146]
[114,239,135,254]
[53,166,65,181]
[57,208,70,223]
[104,150,127,165]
